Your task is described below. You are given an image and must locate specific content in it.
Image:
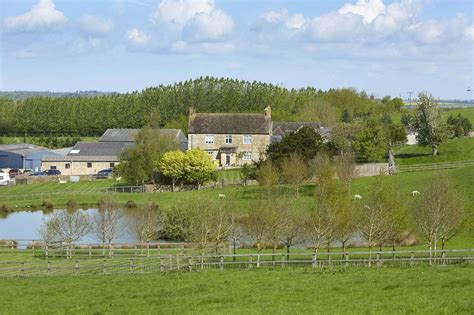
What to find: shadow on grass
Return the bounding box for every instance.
[395,153,433,159]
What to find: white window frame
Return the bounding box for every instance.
[243,152,252,161]
[225,135,233,144]
[205,135,214,144]
[243,135,252,144]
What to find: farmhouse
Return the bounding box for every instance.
[41,128,187,175]
[188,106,331,166]
[0,143,64,172]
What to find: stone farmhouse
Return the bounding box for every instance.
[188,106,331,167]
[41,129,187,175]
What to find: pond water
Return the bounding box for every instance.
[0,209,135,243]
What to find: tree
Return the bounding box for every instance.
[332,182,356,253]
[93,196,124,256]
[280,153,309,198]
[39,209,91,259]
[446,114,472,138]
[256,160,280,197]
[410,173,465,262]
[354,119,388,162]
[118,126,179,184]
[240,163,257,186]
[328,123,361,157]
[414,93,447,156]
[183,149,217,189]
[242,200,277,253]
[159,150,186,191]
[266,126,326,164]
[129,203,162,246]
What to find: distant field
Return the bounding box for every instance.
[394,137,474,165]
[0,266,472,314]
[392,107,474,125]
[0,136,98,145]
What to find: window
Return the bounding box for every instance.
[205,135,214,144]
[69,149,80,154]
[225,135,233,144]
[243,152,252,161]
[243,135,252,144]
[50,166,57,170]
[65,163,70,169]
[87,162,92,168]
[110,163,115,168]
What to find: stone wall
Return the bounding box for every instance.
[354,163,389,177]
[41,161,118,176]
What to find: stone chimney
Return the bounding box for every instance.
[264,105,272,118]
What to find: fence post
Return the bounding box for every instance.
[45,244,49,259]
[410,251,415,266]
[442,250,446,266]
[220,256,224,271]
[257,254,260,268]
[345,252,349,267]
[281,253,286,268]
[11,241,15,253]
[188,257,193,272]
[47,260,51,275]
[89,244,92,259]
[110,244,114,259]
[376,252,381,267]
[312,253,317,268]
[75,260,79,275]
[248,255,253,269]
[130,258,135,274]
[134,245,138,257]
[102,259,107,274]
[146,242,150,258]
[160,260,165,272]
[176,254,180,271]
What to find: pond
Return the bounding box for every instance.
[0,209,136,243]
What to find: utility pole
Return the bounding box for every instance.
[468,87,472,102]
[406,91,414,106]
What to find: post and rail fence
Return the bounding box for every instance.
[397,160,474,173]
[0,241,473,277]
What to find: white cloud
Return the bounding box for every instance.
[79,15,113,36]
[309,12,365,42]
[338,0,386,24]
[152,0,234,41]
[4,0,68,32]
[465,25,474,41]
[260,9,307,31]
[126,28,150,47]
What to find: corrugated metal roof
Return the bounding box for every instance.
[0,143,58,156]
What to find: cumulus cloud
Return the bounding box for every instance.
[4,0,68,32]
[259,9,307,31]
[465,25,474,41]
[126,28,150,47]
[79,15,113,36]
[338,0,386,24]
[151,0,234,41]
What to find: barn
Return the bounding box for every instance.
[0,143,63,172]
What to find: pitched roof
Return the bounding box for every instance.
[272,122,321,136]
[67,142,132,157]
[0,143,58,157]
[99,128,187,143]
[189,113,272,134]
[42,155,120,162]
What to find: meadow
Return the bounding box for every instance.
[0,266,472,314]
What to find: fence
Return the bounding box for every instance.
[0,186,143,202]
[397,160,474,173]
[0,248,472,277]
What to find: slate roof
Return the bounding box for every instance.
[272,122,332,138]
[42,155,120,162]
[67,142,132,157]
[99,128,188,151]
[189,113,272,134]
[0,143,58,157]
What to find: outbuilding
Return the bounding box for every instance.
[0,143,63,172]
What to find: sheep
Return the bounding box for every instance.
[353,194,362,200]
[218,194,226,199]
[411,190,420,196]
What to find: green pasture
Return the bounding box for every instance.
[0,266,472,314]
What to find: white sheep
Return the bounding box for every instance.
[411,190,420,196]
[353,194,362,200]
[218,194,226,199]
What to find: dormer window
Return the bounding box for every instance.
[225,135,233,144]
[205,135,214,144]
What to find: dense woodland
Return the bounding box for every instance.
[0,77,389,137]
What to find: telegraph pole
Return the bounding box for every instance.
[406,91,414,106]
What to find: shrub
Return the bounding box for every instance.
[42,200,54,209]
[66,200,77,208]
[0,204,12,213]
[125,200,137,209]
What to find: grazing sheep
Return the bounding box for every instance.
[411,190,420,196]
[218,194,226,199]
[353,194,362,200]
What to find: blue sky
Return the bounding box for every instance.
[1,0,473,99]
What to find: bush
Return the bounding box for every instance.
[125,200,137,209]
[0,204,12,213]
[447,114,472,138]
[66,200,77,208]
[42,200,54,209]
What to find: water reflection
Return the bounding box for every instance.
[0,208,136,243]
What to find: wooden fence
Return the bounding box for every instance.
[397,160,474,173]
[0,248,472,277]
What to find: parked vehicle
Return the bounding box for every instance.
[95,168,113,179]
[8,169,22,178]
[44,169,61,176]
[0,172,10,186]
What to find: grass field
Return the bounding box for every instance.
[0,136,99,145]
[394,137,474,165]
[0,266,472,314]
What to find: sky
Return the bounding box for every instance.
[0,0,473,99]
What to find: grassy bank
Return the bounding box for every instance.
[0,266,472,314]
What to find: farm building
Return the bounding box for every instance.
[99,128,188,151]
[0,143,64,172]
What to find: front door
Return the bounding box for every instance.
[225,154,231,166]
